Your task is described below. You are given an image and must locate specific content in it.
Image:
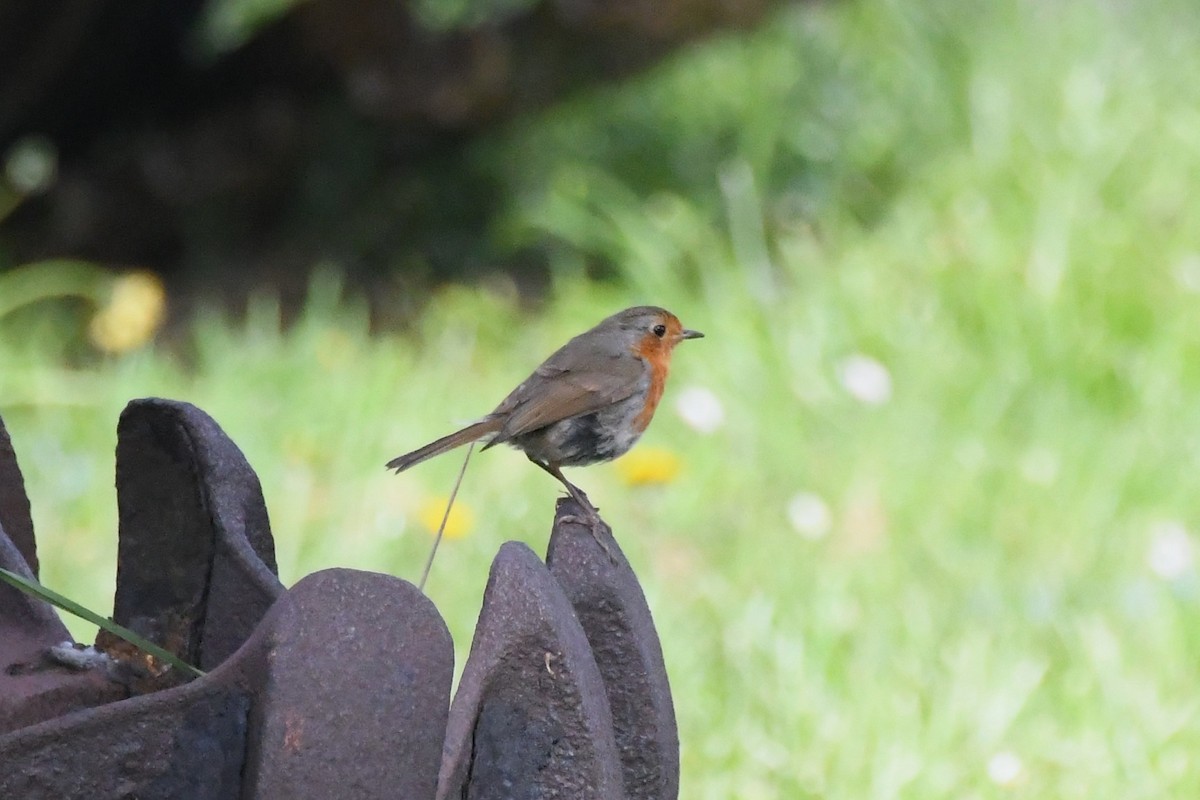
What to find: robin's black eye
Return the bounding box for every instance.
[652,324,667,338]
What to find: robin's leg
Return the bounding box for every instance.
[527,456,615,559]
[526,456,596,513]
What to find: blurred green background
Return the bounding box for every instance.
[5,0,1200,796]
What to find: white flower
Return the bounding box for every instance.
[987,750,1024,787]
[674,385,726,434]
[838,354,892,405]
[1146,520,1194,580]
[787,492,832,540]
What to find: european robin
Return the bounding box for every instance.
[386,306,703,543]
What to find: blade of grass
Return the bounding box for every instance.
[0,566,205,679]
[417,441,475,592]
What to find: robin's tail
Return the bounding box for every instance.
[386,419,501,473]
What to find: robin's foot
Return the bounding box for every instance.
[559,509,618,563]
[531,457,617,562]
[566,485,597,513]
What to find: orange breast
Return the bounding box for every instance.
[632,337,671,432]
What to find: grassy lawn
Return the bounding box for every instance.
[5,0,1200,796]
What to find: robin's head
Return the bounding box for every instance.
[604,306,703,361]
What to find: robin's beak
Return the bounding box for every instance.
[681,328,704,340]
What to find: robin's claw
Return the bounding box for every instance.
[593,528,619,564]
[558,490,599,514]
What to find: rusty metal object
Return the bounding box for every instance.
[438,541,626,800]
[547,498,680,800]
[2,400,676,797]
[112,398,283,672]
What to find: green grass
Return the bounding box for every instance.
[6,0,1200,796]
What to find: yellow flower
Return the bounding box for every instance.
[417,496,475,540]
[88,270,166,353]
[614,446,681,486]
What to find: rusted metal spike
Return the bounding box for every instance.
[0,413,37,576]
[439,542,626,800]
[0,420,125,737]
[546,497,680,800]
[0,528,66,649]
[235,568,454,800]
[113,398,283,672]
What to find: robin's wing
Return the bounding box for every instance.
[487,343,643,444]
